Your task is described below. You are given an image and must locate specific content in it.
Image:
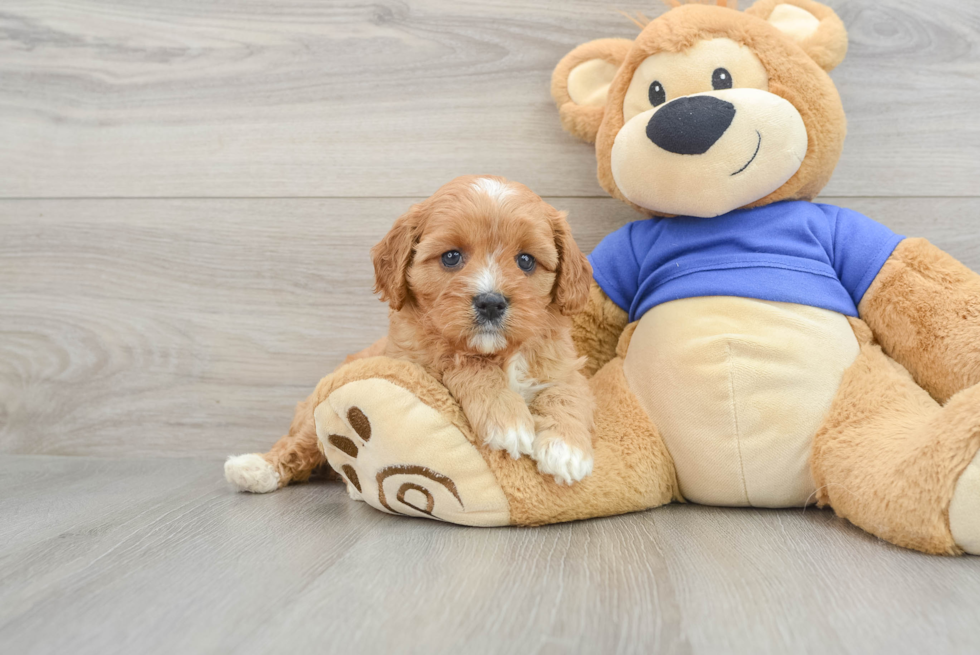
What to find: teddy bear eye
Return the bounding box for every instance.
[441,250,462,268]
[712,68,733,90]
[648,81,666,107]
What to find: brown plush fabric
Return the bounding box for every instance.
[313,357,473,441]
[859,238,980,404]
[811,318,980,555]
[483,357,679,525]
[616,321,639,359]
[744,0,848,71]
[570,281,630,377]
[551,39,634,144]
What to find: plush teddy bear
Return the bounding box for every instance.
[226,0,980,556]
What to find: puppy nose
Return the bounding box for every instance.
[472,293,508,322]
[646,95,736,155]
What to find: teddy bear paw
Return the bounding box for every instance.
[314,375,511,526]
[949,449,980,555]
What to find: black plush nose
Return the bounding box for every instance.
[646,95,736,155]
[473,293,508,322]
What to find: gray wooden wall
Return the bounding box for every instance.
[2,0,979,458]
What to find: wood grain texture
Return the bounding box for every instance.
[2,2,979,650]
[0,0,977,199]
[3,197,978,458]
[0,196,630,457]
[1,455,979,655]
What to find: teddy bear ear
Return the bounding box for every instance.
[551,38,633,143]
[746,0,848,72]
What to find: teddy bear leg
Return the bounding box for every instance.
[313,355,679,526]
[313,357,514,525]
[811,320,980,555]
[948,407,980,554]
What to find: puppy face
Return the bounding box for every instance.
[372,176,591,354]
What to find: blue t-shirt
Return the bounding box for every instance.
[588,201,904,321]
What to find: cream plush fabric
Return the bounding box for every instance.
[623,297,858,507]
[315,378,511,527]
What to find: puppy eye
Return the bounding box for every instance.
[712,68,733,90]
[516,253,536,273]
[648,81,666,107]
[441,250,462,268]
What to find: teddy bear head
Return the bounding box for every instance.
[552,0,848,218]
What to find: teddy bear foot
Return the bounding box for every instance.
[950,449,980,555]
[313,370,511,526]
[306,355,678,527]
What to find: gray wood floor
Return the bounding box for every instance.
[4,455,980,655]
[2,0,980,653]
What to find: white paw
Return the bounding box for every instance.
[224,454,280,493]
[534,438,593,485]
[484,421,536,459]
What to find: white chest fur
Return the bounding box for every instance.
[623,296,860,508]
[505,353,550,404]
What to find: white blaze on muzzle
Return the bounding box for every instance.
[467,256,508,354]
[470,257,503,297]
[611,88,808,218]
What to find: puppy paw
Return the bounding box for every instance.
[533,434,593,485]
[224,454,280,493]
[483,415,536,460]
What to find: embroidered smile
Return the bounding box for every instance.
[731,131,762,176]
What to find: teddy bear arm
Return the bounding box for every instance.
[571,281,629,377]
[858,237,980,403]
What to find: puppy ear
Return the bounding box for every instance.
[551,38,633,143]
[551,211,592,316]
[371,204,422,311]
[747,0,848,71]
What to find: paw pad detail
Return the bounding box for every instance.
[377,464,463,517]
[395,483,435,515]
[313,377,510,527]
[341,464,361,493]
[328,434,359,458]
[347,406,371,441]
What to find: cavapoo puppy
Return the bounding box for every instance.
[223,175,596,492]
[373,175,596,484]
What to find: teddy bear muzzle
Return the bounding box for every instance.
[611,88,808,218]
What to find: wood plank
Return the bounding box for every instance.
[2,455,980,655]
[0,0,977,199]
[2,196,978,458]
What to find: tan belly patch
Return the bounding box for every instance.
[623,297,859,508]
